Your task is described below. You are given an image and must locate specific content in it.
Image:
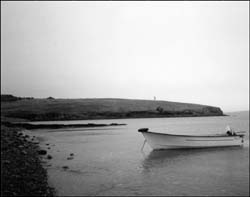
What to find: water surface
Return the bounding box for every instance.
[26,111,249,196]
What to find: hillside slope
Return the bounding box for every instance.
[1,97,224,121]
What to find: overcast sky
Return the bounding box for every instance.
[1,1,249,112]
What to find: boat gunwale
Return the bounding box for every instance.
[142,131,244,138]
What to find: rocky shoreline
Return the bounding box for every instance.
[1,125,55,196]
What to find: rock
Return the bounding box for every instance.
[3,160,10,164]
[70,153,74,156]
[47,155,52,159]
[62,166,69,170]
[37,150,47,155]
[67,156,73,160]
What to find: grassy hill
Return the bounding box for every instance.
[1,96,224,121]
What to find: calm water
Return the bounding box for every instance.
[26,111,249,196]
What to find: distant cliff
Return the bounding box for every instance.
[1,95,224,121]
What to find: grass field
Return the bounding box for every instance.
[1,98,224,121]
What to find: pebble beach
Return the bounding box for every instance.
[1,125,55,196]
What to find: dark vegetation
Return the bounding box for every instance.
[2,121,126,130]
[1,94,34,102]
[1,94,224,121]
[1,126,55,196]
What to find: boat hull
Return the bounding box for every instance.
[141,131,244,150]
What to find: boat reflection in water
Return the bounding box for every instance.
[141,146,244,173]
[140,146,248,196]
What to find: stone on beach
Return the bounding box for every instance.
[38,150,47,155]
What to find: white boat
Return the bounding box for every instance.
[138,127,245,150]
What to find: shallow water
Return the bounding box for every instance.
[27,111,249,196]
